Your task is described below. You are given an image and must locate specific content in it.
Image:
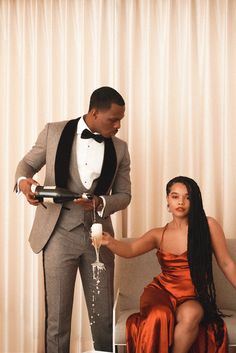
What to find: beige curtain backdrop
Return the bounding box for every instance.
[1,0,236,352]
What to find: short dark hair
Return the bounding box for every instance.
[88,86,125,111]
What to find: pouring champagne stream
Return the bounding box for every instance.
[90,199,106,281]
[89,199,106,326]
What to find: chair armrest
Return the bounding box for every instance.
[113,287,120,329]
[113,287,120,353]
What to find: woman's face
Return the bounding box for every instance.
[167,182,190,218]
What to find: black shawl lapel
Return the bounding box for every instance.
[54,117,117,195]
[94,138,117,196]
[55,118,80,188]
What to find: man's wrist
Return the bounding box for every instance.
[16,176,27,194]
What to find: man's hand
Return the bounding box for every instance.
[19,178,40,206]
[73,195,103,211]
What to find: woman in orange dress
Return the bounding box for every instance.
[101,176,236,353]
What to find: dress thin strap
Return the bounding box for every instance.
[159,223,168,252]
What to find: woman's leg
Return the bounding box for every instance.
[172,300,204,353]
[127,285,176,353]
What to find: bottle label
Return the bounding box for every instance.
[43,198,54,203]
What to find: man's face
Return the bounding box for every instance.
[93,103,125,138]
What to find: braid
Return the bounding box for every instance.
[166,176,225,351]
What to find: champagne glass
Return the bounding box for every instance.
[91,223,106,280]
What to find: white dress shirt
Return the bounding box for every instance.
[77,117,104,189]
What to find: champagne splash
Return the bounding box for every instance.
[90,200,106,326]
[91,222,106,281]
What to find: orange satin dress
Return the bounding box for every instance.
[126,228,228,353]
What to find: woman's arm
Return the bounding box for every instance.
[208,217,236,289]
[101,227,162,258]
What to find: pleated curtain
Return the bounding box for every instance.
[1,1,236,352]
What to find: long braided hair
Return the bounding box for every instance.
[166,176,224,352]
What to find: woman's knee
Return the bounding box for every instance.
[176,300,204,330]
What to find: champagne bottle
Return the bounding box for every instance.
[33,185,93,203]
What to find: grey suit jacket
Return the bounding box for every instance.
[15,119,131,253]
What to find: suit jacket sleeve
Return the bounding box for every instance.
[15,124,49,182]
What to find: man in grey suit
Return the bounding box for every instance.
[15,87,131,353]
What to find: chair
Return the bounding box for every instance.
[112,238,236,353]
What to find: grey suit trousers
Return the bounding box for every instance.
[43,223,114,353]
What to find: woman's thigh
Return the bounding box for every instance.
[140,284,175,318]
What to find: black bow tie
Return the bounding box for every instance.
[81,129,105,143]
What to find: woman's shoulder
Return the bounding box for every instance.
[207,216,219,227]
[139,225,168,249]
[144,225,167,241]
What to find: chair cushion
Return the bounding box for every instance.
[221,309,236,345]
[114,309,236,346]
